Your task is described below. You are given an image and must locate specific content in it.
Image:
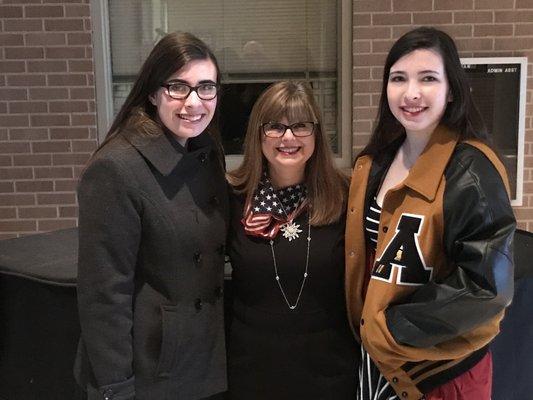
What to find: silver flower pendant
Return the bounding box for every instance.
[280,221,302,241]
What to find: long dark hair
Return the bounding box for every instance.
[227,81,349,225]
[97,31,221,152]
[361,26,488,157]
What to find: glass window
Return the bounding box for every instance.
[93,0,351,168]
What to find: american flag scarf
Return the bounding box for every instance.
[241,175,308,239]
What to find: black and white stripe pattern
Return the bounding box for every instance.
[357,345,399,400]
[365,197,381,250]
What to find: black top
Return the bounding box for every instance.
[226,192,357,400]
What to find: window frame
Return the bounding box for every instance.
[90,0,352,169]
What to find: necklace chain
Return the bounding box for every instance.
[269,216,311,310]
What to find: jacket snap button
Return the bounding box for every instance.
[349,251,355,257]
[198,152,208,163]
[382,226,388,233]
[350,207,355,213]
[402,392,408,397]
[392,377,398,383]
[102,389,113,400]
[195,298,203,311]
[357,164,362,170]
[360,318,364,325]
[194,252,202,265]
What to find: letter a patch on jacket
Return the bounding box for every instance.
[372,213,433,286]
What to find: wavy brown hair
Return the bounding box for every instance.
[227,81,349,225]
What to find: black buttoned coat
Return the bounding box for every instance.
[74,128,229,400]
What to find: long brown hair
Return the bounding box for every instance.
[227,81,348,225]
[96,31,222,153]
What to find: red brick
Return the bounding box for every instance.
[71,114,96,126]
[372,40,396,53]
[0,167,33,180]
[31,114,70,127]
[0,142,31,154]
[0,182,14,193]
[435,0,473,9]
[353,54,387,67]
[52,153,90,165]
[65,4,90,17]
[55,179,77,191]
[68,60,93,72]
[476,0,515,9]
[0,33,24,46]
[34,166,73,179]
[67,32,92,45]
[2,0,41,3]
[0,194,35,206]
[4,19,43,31]
[5,46,45,59]
[49,100,88,112]
[7,74,46,87]
[15,180,54,192]
[69,87,94,99]
[0,6,23,18]
[37,192,76,205]
[354,14,371,26]
[0,115,29,127]
[353,80,383,93]
[354,68,371,80]
[13,154,52,166]
[474,24,514,37]
[0,103,7,114]
[0,61,26,73]
[18,206,58,218]
[516,24,533,36]
[25,32,66,46]
[49,127,91,140]
[59,206,78,218]
[44,19,84,32]
[372,13,412,25]
[0,88,27,100]
[516,0,533,6]
[72,140,97,152]
[353,40,371,53]
[9,128,48,141]
[48,73,87,86]
[9,101,48,114]
[455,38,494,51]
[413,12,453,24]
[495,37,533,50]
[437,24,473,38]
[32,141,72,153]
[0,156,13,167]
[0,208,17,219]
[25,5,64,18]
[495,11,533,23]
[454,11,494,23]
[45,46,86,59]
[393,0,432,11]
[354,0,392,12]
[29,87,69,100]
[0,220,37,232]
[38,219,77,231]
[28,60,68,73]
[354,26,391,39]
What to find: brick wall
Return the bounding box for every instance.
[0,0,97,239]
[352,0,533,231]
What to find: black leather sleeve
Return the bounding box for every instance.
[385,144,516,348]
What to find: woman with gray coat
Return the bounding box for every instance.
[75,32,228,400]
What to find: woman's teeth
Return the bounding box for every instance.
[277,147,299,154]
[402,106,425,113]
[179,114,202,122]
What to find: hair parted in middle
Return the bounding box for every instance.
[361,26,488,158]
[227,81,349,226]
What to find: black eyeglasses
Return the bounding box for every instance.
[160,82,219,100]
[261,121,317,138]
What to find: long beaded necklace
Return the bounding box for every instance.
[269,215,311,310]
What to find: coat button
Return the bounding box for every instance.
[349,251,355,257]
[360,318,364,325]
[350,207,355,213]
[103,389,114,400]
[195,298,203,311]
[214,286,223,298]
[392,377,398,383]
[194,252,202,265]
[402,392,408,397]
[382,226,388,233]
[198,152,208,163]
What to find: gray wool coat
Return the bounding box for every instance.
[74,128,229,400]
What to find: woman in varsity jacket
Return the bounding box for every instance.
[345,27,516,400]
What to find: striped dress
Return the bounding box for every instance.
[358,197,400,400]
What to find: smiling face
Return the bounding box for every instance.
[150,58,217,145]
[387,48,450,138]
[261,116,315,185]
